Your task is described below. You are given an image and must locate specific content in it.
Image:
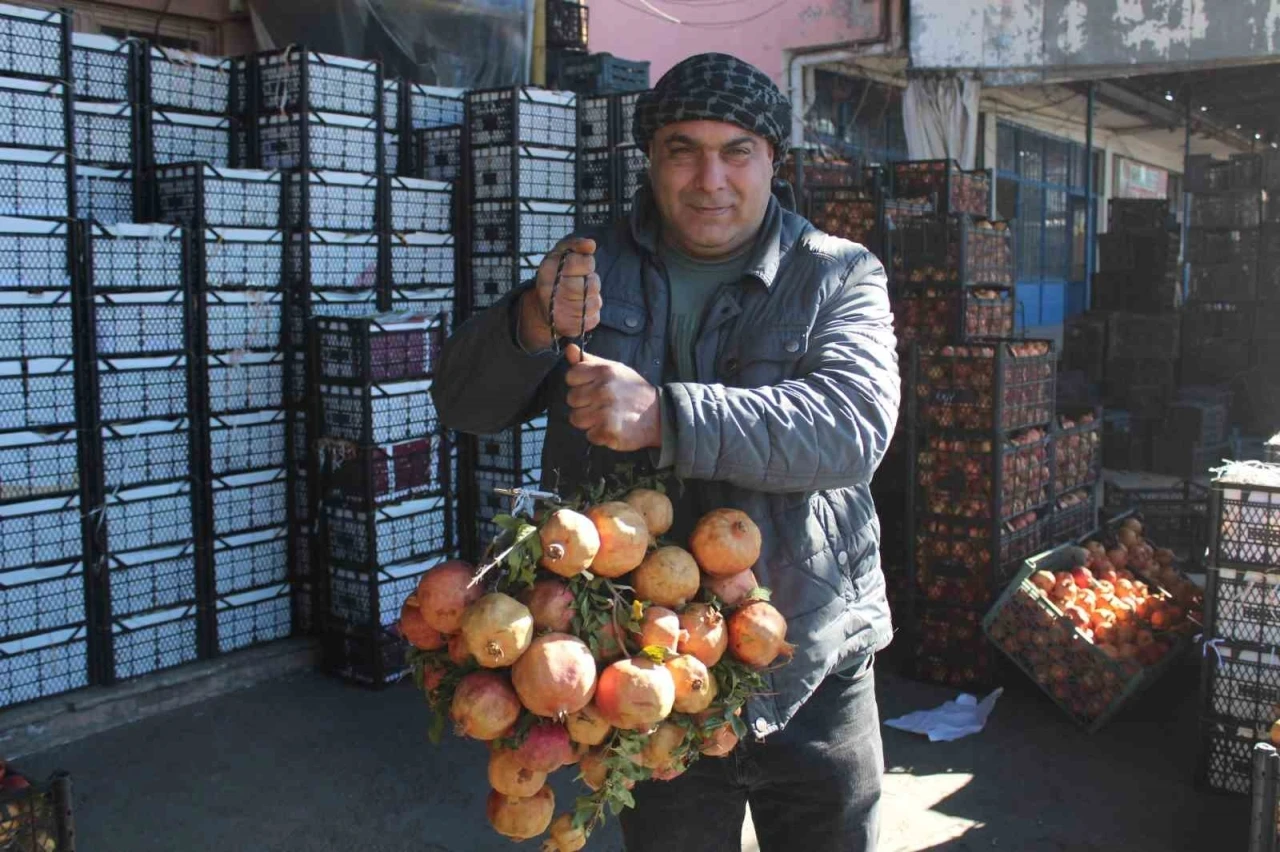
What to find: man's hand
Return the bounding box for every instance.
[564,344,662,452]
[518,237,602,352]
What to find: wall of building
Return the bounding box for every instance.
[27,0,254,55]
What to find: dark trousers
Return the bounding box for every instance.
[618,658,883,852]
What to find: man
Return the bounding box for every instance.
[433,53,899,852]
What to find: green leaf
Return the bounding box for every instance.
[617,787,636,809]
[608,798,624,816]
[493,514,520,532]
[746,586,773,603]
[640,644,669,664]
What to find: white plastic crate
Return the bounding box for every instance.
[97,354,189,422]
[206,289,283,352]
[285,170,378,231]
[101,417,190,489]
[106,542,197,618]
[215,582,292,653]
[387,176,451,233]
[0,76,66,149]
[318,378,436,445]
[71,32,132,103]
[0,357,75,430]
[0,427,78,500]
[329,556,432,628]
[0,494,82,571]
[0,4,67,80]
[89,222,185,290]
[407,83,464,130]
[258,110,379,173]
[75,165,133,224]
[471,145,576,202]
[72,101,134,167]
[155,163,282,229]
[324,494,448,567]
[0,625,88,708]
[0,148,68,218]
[0,216,71,290]
[103,479,194,553]
[0,289,73,359]
[212,466,288,534]
[212,525,288,595]
[258,49,380,117]
[467,87,576,149]
[200,227,284,290]
[387,231,454,288]
[0,559,84,638]
[470,199,575,255]
[209,408,287,476]
[149,109,232,166]
[286,229,380,289]
[146,46,232,113]
[206,350,284,414]
[92,290,188,355]
[110,603,198,680]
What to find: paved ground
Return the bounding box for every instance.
[13,653,1244,852]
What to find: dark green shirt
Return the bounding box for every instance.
[658,240,752,382]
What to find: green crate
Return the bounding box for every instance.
[982,543,1193,732]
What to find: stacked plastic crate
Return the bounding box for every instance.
[0,4,88,709]
[153,162,292,654]
[67,30,138,223]
[1197,464,1280,797]
[142,44,238,171]
[463,86,575,551]
[402,81,464,182]
[573,90,647,228]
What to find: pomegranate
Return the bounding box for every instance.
[699,720,739,757]
[595,656,676,730]
[521,579,576,632]
[489,746,548,798]
[727,601,794,668]
[461,593,534,668]
[448,632,472,666]
[486,785,554,841]
[591,618,627,662]
[512,632,597,718]
[416,560,483,634]
[639,721,687,772]
[1029,570,1056,593]
[422,658,448,695]
[451,672,521,740]
[579,748,627,791]
[539,509,601,577]
[652,764,687,782]
[398,594,447,650]
[585,502,650,577]
[666,654,717,714]
[689,509,761,577]
[565,702,612,746]
[634,606,685,654]
[546,813,588,852]
[632,546,700,608]
[514,722,574,773]
[624,488,673,538]
[701,568,759,608]
[677,603,728,667]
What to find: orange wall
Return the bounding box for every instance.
[35,0,254,55]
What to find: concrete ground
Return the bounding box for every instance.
[11,653,1244,852]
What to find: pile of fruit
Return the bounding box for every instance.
[986,517,1203,727]
[0,761,56,850]
[915,341,1055,433]
[398,482,790,849]
[916,428,1051,520]
[808,191,879,245]
[894,287,1013,349]
[915,509,1045,602]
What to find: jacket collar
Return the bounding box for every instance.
[627,180,798,290]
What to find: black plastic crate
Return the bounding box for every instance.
[1108,198,1173,231]
[0,3,69,81]
[100,417,190,489]
[406,83,465,131]
[0,623,88,708]
[257,110,379,173]
[552,52,649,95]
[75,165,134,224]
[0,289,74,360]
[890,216,1014,286]
[1205,566,1280,647]
[318,377,437,445]
[471,144,576,202]
[198,226,284,291]
[211,467,288,535]
[144,46,232,113]
[413,125,462,182]
[87,222,186,290]
[1201,638,1280,732]
[1106,310,1181,361]
[0,216,72,291]
[1188,261,1256,302]
[212,581,292,654]
[0,147,69,218]
[546,0,589,50]
[1101,356,1176,415]
[386,176,451,233]
[1191,190,1265,230]
[321,619,409,688]
[470,199,575,257]
[284,169,379,231]
[0,555,83,638]
[892,160,992,218]
[1187,227,1259,265]
[107,600,198,680]
[92,290,189,356]
[1212,468,1280,571]
[72,100,135,168]
[324,493,448,568]
[287,407,309,466]
[96,354,189,422]
[1051,487,1098,542]
[1052,408,1102,496]
[1199,720,1263,794]
[316,311,445,384]
[475,416,547,473]
[1096,228,1180,272]
[1165,398,1230,447]
[0,493,80,572]
[381,78,399,131]
[147,109,232,167]
[469,252,540,313]
[205,289,283,352]
[1102,479,1210,563]
[911,509,1049,605]
[285,287,378,348]
[383,128,398,177]
[577,94,612,152]
[467,87,576,149]
[0,427,77,502]
[257,47,381,118]
[386,286,453,322]
[387,231,454,290]
[0,357,75,431]
[911,340,1056,434]
[576,200,613,229]
[319,435,447,509]
[0,75,68,150]
[616,90,643,148]
[206,350,284,415]
[894,286,1014,350]
[615,144,646,204]
[289,461,312,524]
[154,162,282,229]
[285,229,380,291]
[211,525,288,596]
[913,427,1052,522]
[328,556,432,630]
[101,479,194,553]
[104,541,196,622]
[209,408,286,476]
[71,31,135,103]
[1267,433,1280,464]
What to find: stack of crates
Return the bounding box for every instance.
[399,81,464,180]
[153,162,292,653]
[68,30,140,222]
[1092,199,1181,313]
[1049,406,1103,542]
[1197,463,1280,798]
[316,311,452,687]
[141,43,240,170]
[574,89,648,228]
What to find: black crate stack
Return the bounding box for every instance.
[1092,199,1181,313]
[400,82,464,180]
[68,31,141,223]
[1197,463,1280,797]
[141,45,238,173]
[575,90,649,229]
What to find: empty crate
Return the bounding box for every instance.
[0,624,88,707]
[286,229,380,290]
[205,289,283,351]
[0,216,72,290]
[70,31,134,103]
[471,144,575,202]
[102,479,194,553]
[0,76,67,150]
[0,494,81,571]
[72,100,135,168]
[287,287,377,344]
[414,125,462,182]
[213,582,292,653]
[386,176,451,233]
[387,231,453,289]
[0,357,76,430]
[206,350,284,414]
[0,427,77,500]
[0,558,86,640]
[109,601,198,680]
[75,165,133,224]
[105,542,196,619]
[476,416,547,472]
[0,3,68,81]
[471,199,575,256]
[100,417,191,488]
[89,222,185,290]
[0,289,74,359]
[92,290,189,355]
[97,355,189,421]
[329,556,432,628]
[199,227,284,290]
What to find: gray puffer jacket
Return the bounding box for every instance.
[432,185,900,738]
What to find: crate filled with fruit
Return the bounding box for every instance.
[807,188,880,247]
[905,601,999,689]
[913,509,1048,605]
[1051,489,1098,543]
[891,159,993,218]
[398,477,792,849]
[890,216,1014,287]
[983,517,1201,731]
[1052,409,1102,495]
[894,286,1014,350]
[0,765,74,851]
[911,341,1056,433]
[914,427,1052,521]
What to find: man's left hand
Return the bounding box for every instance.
[564,344,662,452]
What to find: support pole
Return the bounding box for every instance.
[1084,82,1096,311]
[1182,91,1193,305]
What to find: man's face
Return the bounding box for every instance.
[648,120,775,260]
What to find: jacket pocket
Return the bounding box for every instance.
[586,300,646,363]
[717,325,809,387]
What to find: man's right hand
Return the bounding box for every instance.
[518,237,602,353]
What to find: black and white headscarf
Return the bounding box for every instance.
[632,53,792,167]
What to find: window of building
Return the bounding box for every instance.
[807,70,908,164]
